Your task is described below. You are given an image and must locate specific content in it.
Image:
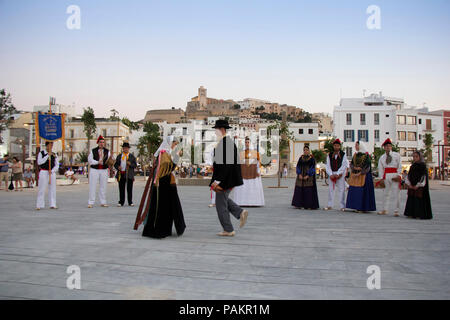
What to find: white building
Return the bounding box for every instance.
[333,92,444,168]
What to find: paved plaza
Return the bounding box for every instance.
[0,177,449,300]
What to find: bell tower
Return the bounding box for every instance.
[198,86,207,108]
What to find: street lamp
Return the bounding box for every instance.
[66,143,73,168]
[15,138,26,171]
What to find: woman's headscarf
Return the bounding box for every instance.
[408,151,427,186]
[154,136,177,157]
[356,141,368,154]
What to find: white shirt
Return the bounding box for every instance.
[37,151,59,173]
[326,152,349,176]
[378,152,402,177]
[88,148,110,166]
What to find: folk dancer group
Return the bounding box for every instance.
[32,122,432,243]
[291,138,432,219]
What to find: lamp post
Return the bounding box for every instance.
[15,139,26,171]
[66,143,73,169]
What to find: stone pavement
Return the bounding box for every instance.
[0,178,449,300]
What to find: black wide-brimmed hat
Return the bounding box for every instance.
[212,119,231,129]
[122,142,130,148]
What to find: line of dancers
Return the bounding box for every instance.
[291,138,432,220]
[34,122,433,243]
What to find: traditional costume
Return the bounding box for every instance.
[378,139,402,215]
[142,136,186,239]
[36,142,59,210]
[345,142,376,212]
[114,142,137,207]
[88,135,110,207]
[210,120,248,236]
[325,139,349,211]
[292,152,319,209]
[404,152,432,219]
[231,147,265,207]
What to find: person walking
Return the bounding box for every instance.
[210,119,248,237]
[88,135,111,208]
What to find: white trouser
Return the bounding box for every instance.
[211,189,216,204]
[36,170,56,208]
[328,174,346,209]
[89,168,108,205]
[382,173,401,212]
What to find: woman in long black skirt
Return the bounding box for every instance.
[404,151,432,220]
[142,136,186,238]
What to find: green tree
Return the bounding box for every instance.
[0,89,18,144]
[121,117,140,131]
[423,133,434,164]
[75,151,88,164]
[233,104,241,110]
[81,107,97,152]
[109,108,120,121]
[324,137,337,154]
[137,121,162,173]
[311,149,327,164]
[372,143,400,169]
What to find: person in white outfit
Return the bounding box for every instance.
[88,135,110,208]
[36,141,59,210]
[325,139,349,211]
[231,137,265,206]
[377,138,402,216]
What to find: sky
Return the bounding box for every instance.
[0,0,449,120]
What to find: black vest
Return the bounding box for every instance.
[39,151,56,170]
[329,151,345,172]
[91,147,109,169]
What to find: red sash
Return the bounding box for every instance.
[376,167,401,188]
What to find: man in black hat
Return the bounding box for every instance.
[210,119,248,237]
[114,142,137,207]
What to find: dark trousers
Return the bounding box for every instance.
[215,189,243,232]
[118,177,134,205]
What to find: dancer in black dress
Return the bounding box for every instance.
[404,151,433,220]
[142,136,186,238]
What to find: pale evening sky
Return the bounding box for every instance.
[0,0,449,120]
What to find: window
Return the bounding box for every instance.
[408,132,417,141]
[102,129,107,136]
[399,147,407,157]
[345,147,352,158]
[358,130,369,142]
[344,130,354,142]
[360,113,366,125]
[374,130,380,142]
[299,129,304,134]
[183,127,187,135]
[397,131,406,141]
[70,129,74,138]
[419,134,422,140]
[419,119,422,125]
[407,116,416,125]
[308,129,313,134]
[346,113,352,125]
[426,119,432,130]
[397,115,406,125]
[374,113,380,125]
[386,114,390,118]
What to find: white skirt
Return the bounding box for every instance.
[231,177,265,206]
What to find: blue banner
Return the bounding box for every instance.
[38,113,63,141]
